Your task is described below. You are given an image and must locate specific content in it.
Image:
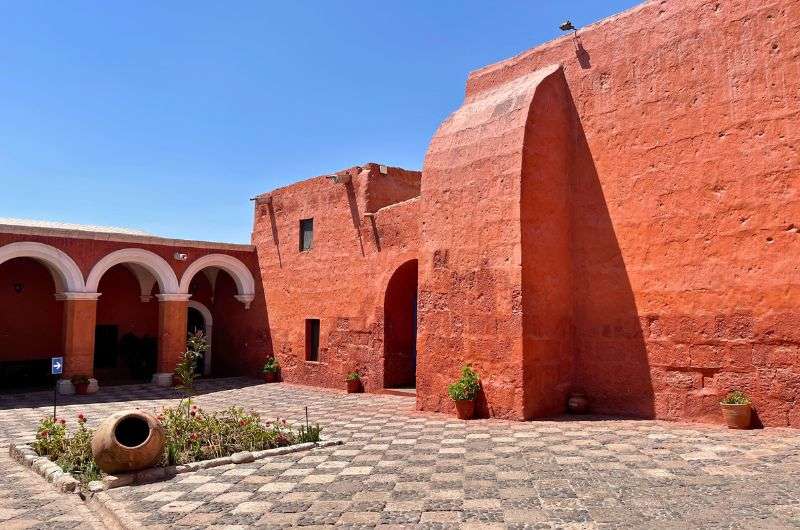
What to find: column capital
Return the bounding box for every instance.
[234,294,255,309]
[155,293,192,302]
[56,292,101,301]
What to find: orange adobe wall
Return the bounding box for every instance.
[252,163,421,392]
[417,0,800,426]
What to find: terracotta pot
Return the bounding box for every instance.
[721,402,752,429]
[346,379,362,393]
[454,399,475,420]
[263,372,278,383]
[567,392,589,414]
[172,374,182,387]
[74,383,89,396]
[91,410,166,474]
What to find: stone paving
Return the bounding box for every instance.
[3,379,800,528]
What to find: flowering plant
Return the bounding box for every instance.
[32,414,100,485]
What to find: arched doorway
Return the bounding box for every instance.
[179,254,256,377]
[0,257,64,390]
[187,300,213,375]
[94,264,159,383]
[383,259,418,390]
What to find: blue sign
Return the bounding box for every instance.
[51,357,63,375]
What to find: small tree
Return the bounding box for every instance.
[174,331,209,416]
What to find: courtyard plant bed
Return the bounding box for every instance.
[10,402,339,494]
[448,365,480,419]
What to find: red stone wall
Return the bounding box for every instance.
[252,164,420,392]
[0,258,64,361]
[421,0,800,426]
[96,265,159,339]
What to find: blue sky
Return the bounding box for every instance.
[0,0,639,243]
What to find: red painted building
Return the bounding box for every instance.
[0,219,268,392]
[2,0,799,428]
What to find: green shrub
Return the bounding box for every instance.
[32,417,67,458]
[447,365,480,401]
[33,414,100,485]
[721,390,750,405]
[345,371,360,382]
[297,423,322,443]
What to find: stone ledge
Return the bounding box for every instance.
[10,437,342,496]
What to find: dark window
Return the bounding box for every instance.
[300,218,313,251]
[305,319,320,361]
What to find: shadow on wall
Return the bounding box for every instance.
[210,270,274,378]
[567,89,655,419]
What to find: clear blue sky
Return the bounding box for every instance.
[0,0,639,243]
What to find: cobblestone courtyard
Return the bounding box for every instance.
[2,379,800,529]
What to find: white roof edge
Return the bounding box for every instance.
[0,223,255,252]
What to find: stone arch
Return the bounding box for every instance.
[179,254,255,308]
[188,300,213,375]
[0,241,85,294]
[383,259,418,389]
[86,248,179,294]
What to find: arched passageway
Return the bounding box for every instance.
[187,300,213,375]
[94,264,159,383]
[383,259,418,389]
[0,257,64,389]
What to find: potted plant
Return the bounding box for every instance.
[447,365,480,420]
[346,371,362,393]
[262,357,280,383]
[71,374,90,396]
[567,391,590,414]
[720,390,752,429]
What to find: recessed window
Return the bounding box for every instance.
[305,319,320,362]
[299,218,313,251]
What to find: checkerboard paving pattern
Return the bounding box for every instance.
[3,378,800,528]
[0,441,105,529]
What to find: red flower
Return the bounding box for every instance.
[190,410,196,417]
[59,418,66,425]
[189,432,198,441]
[77,413,86,424]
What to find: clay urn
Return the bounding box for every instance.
[454,399,475,420]
[91,410,166,474]
[720,403,752,429]
[567,392,590,414]
[346,379,362,394]
[264,371,278,383]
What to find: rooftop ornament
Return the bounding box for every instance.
[560,20,577,36]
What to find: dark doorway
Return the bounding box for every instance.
[187,306,207,374]
[94,325,119,369]
[383,260,418,389]
[187,307,205,334]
